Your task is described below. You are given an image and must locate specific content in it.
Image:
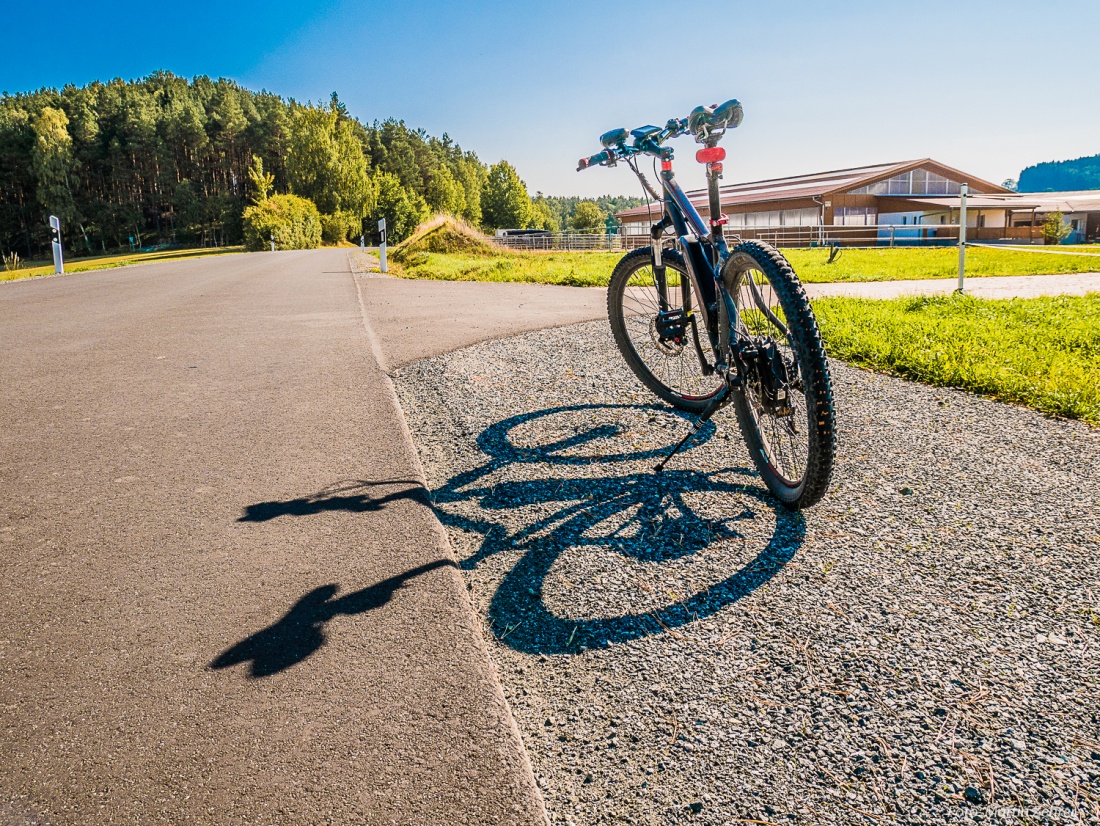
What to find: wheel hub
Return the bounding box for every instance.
[738,337,794,416]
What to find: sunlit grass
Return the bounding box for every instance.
[393,250,623,287]
[2,246,246,283]
[812,292,1100,424]
[787,245,1100,283]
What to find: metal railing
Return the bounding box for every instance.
[492,232,625,252]
[621,223,1048,250]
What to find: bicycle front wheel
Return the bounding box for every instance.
[720,241,836,509]
[607,247,723,412]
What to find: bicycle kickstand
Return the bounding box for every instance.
[654,384,730,473]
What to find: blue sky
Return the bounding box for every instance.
[3,0,1098,197]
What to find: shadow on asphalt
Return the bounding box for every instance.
[209,559,454,678]
[430,404,804,655]
[238,479,426,522]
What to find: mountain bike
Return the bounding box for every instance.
[578,100,836,509]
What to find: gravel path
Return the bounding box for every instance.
[394,320,1100,826]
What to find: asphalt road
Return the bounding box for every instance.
[0,250,603,825]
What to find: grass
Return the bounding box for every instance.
[812,292,1100,424]
[393,250,624,287]
[788,245,1100,283]
[1,246,246,283]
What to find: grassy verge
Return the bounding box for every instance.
[1,246,246,283]
[393,250,623,287]
[812,293,1100,424]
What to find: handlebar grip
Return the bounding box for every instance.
[577,150,611,171]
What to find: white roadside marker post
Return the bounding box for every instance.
[49,215,64,274]
[270,232,275,253]
[957,184,968,293]
[378,218,388,274]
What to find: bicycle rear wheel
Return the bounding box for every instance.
[720,241,835,509]
[607,247,723,412]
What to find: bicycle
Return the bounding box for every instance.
[577,100,836,509]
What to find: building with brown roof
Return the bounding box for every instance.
[616,159,1098,246]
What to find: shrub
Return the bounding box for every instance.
[242,194,322,251]
[320,210,360,245]
[1041,211,1072,245]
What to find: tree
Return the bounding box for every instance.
[529,198,559,231]
[1040,211,1072,245]
[1001,178,1018,192]
[31,107,78,226]
[242,193,321,250]
[571,200,605,233]
[287,104,370,216]
[425,165,465,215]
[455,156,485,225]
[248,154,274,203]
[373,171,429,243]
[481,161,532,230]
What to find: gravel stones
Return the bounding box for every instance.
[395,319,1100,826]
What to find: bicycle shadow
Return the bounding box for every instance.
[429,404,805,655]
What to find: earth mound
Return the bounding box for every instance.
[393,215,501,262]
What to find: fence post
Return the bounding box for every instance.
[890,226,895,248]
[957,184,968,293]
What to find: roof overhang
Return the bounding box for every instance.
[897,196,1042,210]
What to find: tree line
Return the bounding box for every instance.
[1018,153,1100,193]
[0,72,643,258]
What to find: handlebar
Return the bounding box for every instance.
[577,150,611,172]
[577,100,741,172]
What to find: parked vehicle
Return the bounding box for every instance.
[578,101,836,509]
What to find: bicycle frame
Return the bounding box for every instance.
[628,152,740,374]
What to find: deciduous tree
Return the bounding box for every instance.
[481,161,532,230]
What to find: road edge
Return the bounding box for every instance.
[350,264,550,824]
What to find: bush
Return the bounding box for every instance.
[242,194,322,251]
[1041,211,1072,245]
[320,210,360,245]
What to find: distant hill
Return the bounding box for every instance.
[1018,154,1100,192]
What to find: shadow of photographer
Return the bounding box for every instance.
[210,559,454,678]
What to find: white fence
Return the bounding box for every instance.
[493,232,625,252]
[621,223,1049,250]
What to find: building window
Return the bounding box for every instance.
[727,207,819,229]
[835,206,878,226]
[850,169,962,196]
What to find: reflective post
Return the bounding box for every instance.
[49,215,63,274]
[957,184,968,293]
[378,218,388,273]
[270,232,275,253]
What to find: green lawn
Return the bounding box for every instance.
[788,245,1100,283]
[392,245,1100,287]
[812,293,1100,424]
[1,246,246,283]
